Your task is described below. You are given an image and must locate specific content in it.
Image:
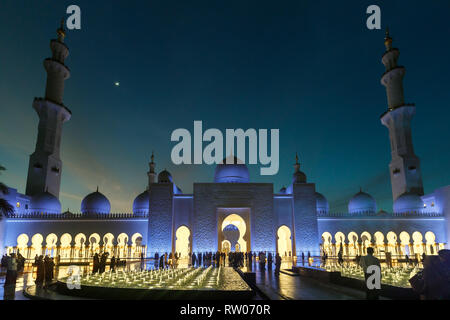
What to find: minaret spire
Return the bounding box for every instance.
[147,151,157,186]
[294,152,300,172]
[25,20,72,198]
[384,27,392,51]
[57,19,66,43]
[380,29,424,202]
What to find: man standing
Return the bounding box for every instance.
[359,247,381,300]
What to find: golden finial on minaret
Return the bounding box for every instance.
[57,18,66,42]
[151,151,154,163]
[295,152,299,164]
[384,27,393,51]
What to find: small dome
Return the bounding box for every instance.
[377,209,388,216]
[81,189,110,214]
[158,170,173,183]
[348,190,376,214]
[133,190,149,214]
[30,191,61,214]
[214,156,249,183]
[393,192,424,213]
[315,192,329,213]
[292,170,307,184]
[279,187,287,194]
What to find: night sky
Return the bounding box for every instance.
[1,0,449,213]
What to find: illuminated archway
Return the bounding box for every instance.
[374,232,385,257]
[277,226,292,258]
[131,233,144,258]
[412,231,424,255]
[347,232,359,256]
[17,234,29,257]
[424,231,436,255]
[221,214,247,252]
[46,233,58,257]
[360,231,372,255]
[117,233,129,258]
[89,233,101,256]
[60,233,72,259]
[321,232,333,256]
[74,233,87,260]
[334,232,345,255]
[386,231,398,254]
[175,226,191,259]
[103,233,115,255]
[31,234,44,258]
[399,231,411,256]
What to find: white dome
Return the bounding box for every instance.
[81,190,111,214]
[133,190,149,214]
[214,156,249,183]
[315,192,329,213]
[30,191,61,214]
[348,190,376,214]
[393,192,424,213]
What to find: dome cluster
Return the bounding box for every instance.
[28,155,426,217]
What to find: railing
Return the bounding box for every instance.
[317,211,442,218]
[5,212,149,220]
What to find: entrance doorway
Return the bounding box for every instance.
[220,213,247,252]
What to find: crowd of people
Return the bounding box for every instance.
[33,255,55,288]
[151,250,285,275]
[91,252,125,273]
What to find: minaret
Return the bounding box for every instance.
[147,152,157,186]
[25,20,72,198]
[292,152,306,184]
[380,28,424,201]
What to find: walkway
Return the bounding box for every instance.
[243,261,379,300]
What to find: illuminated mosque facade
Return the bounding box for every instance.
[0,24,449,263]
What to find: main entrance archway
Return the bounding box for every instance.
[220,214,247,252]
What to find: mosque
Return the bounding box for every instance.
[0,23,449,264]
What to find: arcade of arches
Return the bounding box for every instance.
[320,230,444,259]
[9,232,146,261]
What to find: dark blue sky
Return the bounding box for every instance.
[1,0,449,212]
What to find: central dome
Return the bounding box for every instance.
[214,156,249,183]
